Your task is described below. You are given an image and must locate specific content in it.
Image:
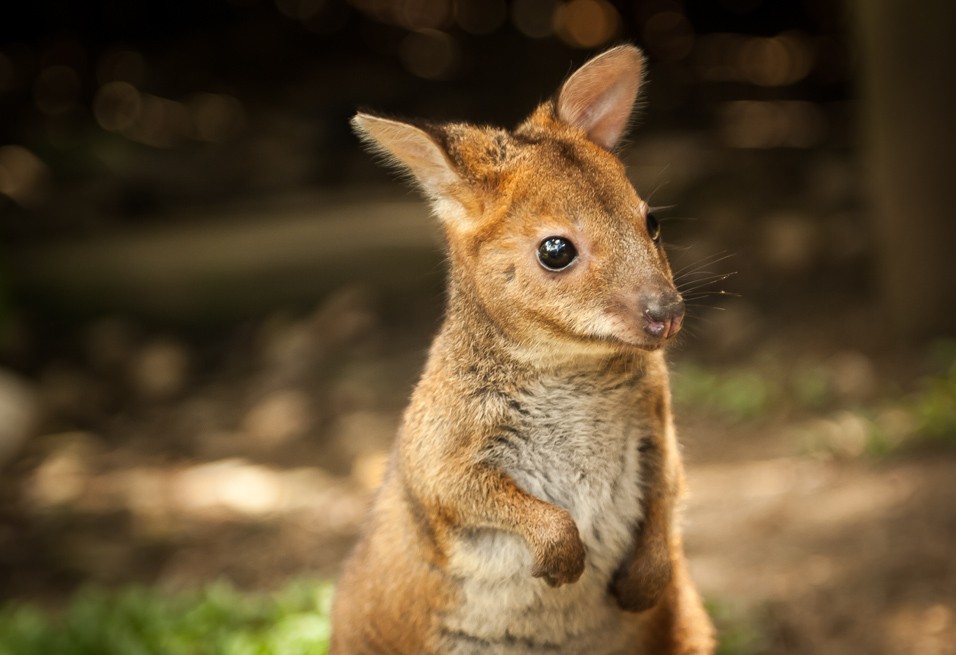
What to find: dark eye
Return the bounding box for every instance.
[646,212,661,244]
[537,237,578,271]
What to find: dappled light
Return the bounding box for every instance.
[642,8,695,61]
[93,83,246,148]
[0,145,47,208]
[25,454,367,528]
[398,29,460,80]
[554,0,622,49]
[694,32,814,86]
[511,0,560,39]
[718,100,824,148]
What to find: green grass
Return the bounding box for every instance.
[0,581,333,655]
[672,362,773,421]
[911,339,956,443]
[804,342,956,458]
[0,581,772,655]
[671,358,842,422]
[674,340,956,455]
[708,599,771,655]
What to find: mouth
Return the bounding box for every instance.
[643,311,684,341]
[583,306,683,352]
[578,327,672,353]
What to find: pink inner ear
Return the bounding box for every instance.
[352,113,459,195]
[557,47,644,150]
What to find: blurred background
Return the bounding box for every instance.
[0,1,954,653]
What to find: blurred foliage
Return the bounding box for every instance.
[673,363,771,421]
[862,340,956,455]
[917,340,956,438]
[708,599,770,655]
[675,340,956,456]
[0,580,775,655]
[0,581,332,655]
[672,361,819,422]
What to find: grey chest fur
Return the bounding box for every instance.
[441,369,650,654]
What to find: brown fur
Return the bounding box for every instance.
[332,46,715,654]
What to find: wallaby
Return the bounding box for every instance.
[331,45,715,655]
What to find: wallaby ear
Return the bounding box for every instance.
[556,45,645,151]
[351,113,461,201]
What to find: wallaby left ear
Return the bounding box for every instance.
[351,113,460,199]
[556,45,645,151]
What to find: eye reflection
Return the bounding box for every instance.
[537,237,577,271]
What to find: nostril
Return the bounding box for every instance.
[644,306,664,324]
[644,295,683,320]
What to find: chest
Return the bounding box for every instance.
[442,373,651,653]
[506,378,647,562]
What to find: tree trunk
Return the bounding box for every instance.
[852,1,956,340]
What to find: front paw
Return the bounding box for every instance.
[530,512,586,587]
[611,547,673,612]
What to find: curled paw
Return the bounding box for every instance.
[530,513,586,587]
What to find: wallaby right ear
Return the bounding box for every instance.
[351,113,462,204]
[556,45,645,151]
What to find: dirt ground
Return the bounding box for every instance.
[683,422,956,654]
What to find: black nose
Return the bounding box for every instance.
[642,292,685,339]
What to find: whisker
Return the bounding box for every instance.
[678,279,738,295]
[683,291,740,305]
[672,253,737,278]
[684,297,727,303]
[671,249,734,272]
[682,289,741,298]
[671,251,736,278]
[684,303,724,315]
[674,271,737,287]
[663,241,695,252]
[677,273,738,295]
[678,249,736,268]
[678,268,738,281]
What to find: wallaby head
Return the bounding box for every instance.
[353,45,683,358]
